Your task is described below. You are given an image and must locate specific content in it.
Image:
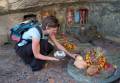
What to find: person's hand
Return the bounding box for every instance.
[50,57,60,61]
[70,54,80,59]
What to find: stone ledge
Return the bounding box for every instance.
[105,36,120,43]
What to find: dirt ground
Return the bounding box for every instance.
[0,44,77,83]
[0,38,120,83]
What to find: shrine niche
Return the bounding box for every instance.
[65,7,89,39]
[39,9,56,20]
[66,7,74,26]
[66,7,88,26]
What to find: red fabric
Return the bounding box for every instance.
[11,35,20,42]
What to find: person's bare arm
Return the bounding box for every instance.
[32,37,59,61]
[49,33,77,59]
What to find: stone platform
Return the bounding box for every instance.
[67,41,120,83]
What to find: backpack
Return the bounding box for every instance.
[10,20,42,42]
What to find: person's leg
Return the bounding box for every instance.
[25,43,34,64]
[30,58,46,71]
[46,42,54,54]
[30,40,54,71]
[15,39,54,71]
[15,43,34,64]
[15,43,46,71]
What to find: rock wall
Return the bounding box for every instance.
[0,12,35,45]
[88,2,120,39]
[0,15,9,44]
[61,1,120,42]
[0,0,120,44]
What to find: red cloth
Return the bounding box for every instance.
[11,35,20,42]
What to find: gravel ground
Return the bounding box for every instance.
[0,44,77,83]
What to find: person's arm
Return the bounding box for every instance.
[49,33,77,59]
[32,37,59,61]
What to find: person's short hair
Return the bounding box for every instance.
[42,16,60,30]
[23,14,36,20]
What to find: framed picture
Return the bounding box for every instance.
[80,8,88,25]
[66,7,74,25]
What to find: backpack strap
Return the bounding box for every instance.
[20,25,43,42]
[18,24,42,45]
[35,25,43,39]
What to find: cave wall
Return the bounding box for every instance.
[0,0,120,44]
[38,1,120,40]
[0,15,9,44]
[88,2,120,40]
[60,1,120,42]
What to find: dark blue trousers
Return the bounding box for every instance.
[15,39,54,71]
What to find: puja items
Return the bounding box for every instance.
[57,33,77,52]
[84,48,97,67]
[97,55,107,69]
[96,64,116,79]
[63,42,76,51]
[74,55,87,69]
[82,47,116,76]
[54,51,66,59]
[84,47,107,69]
[86,65,99,76]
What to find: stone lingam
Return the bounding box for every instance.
[67,47,120,83]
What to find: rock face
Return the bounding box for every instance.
[0,15,9,44]
[88,2,120,40]
[0,0,120,13]
[0,0,8,9]
[0,0,8,14]
[0,0,120,43]
[67,1,120,43]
